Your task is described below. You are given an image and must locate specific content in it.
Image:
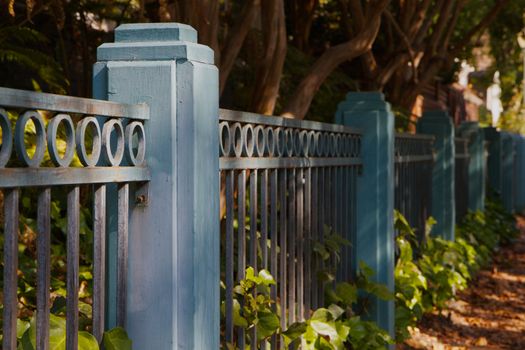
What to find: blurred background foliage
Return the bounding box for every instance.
[0,0,523,124]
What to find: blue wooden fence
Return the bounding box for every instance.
[1,22,525,349]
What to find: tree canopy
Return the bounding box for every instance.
[1,0,523,123]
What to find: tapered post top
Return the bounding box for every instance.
[97,23,214,63]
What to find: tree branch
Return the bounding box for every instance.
[219,0,260,94]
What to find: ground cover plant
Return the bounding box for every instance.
[394,197,519,343]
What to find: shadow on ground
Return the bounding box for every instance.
[399,216,525,350]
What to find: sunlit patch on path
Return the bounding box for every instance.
[399,216,525,350]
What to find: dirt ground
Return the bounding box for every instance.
[399,217,525,350]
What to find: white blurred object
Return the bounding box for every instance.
[486,71,503,127]
[458,60,475,87]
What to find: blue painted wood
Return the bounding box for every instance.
[501,132,515,212]
[514,135,525,213]
[417,110,455,240]
[335,92,395,339]
[457,122,485,212]
[484,127,502,197]
[94,23,219,349]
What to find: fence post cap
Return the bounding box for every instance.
[115,23,198,43]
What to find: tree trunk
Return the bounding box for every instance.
[281,1,386,119]
[219,0,260,94]
[250,0,287,115]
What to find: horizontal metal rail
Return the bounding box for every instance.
[220,108,361,134]
[0,87,149,119]
[395,132,435,141]
[0,167,150,187]
[394,155,434,163]
[455,137,470,160]
[220,157,362,170]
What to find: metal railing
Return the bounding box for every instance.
[455,137,470,222]
[219,109,362,349]
[394,133,434,240]
[0,87,149,349]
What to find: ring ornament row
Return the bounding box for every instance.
[0,108,146,168]
[219,122,361,158]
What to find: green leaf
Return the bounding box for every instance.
[258,269,276,286]
[282,322,307,341]
[256,310,280,339]
[335,282,357,306]
[311,308,332,322]
[17,319,30,339]
[232,299,248,327]
[78,332,99,350]
[103,327,132,350]
[327,304,344,320]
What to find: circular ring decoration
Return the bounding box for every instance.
[299,130,308,157]
[265,127,275,157]
[102,119,125,166]
[254,125,266,157]
[232,123,243,157]
[241,124,254,157]
[350,135,357,157]
[305,131,315,157]
[15,110,46,167]
[313,132,320,157]
[335,134,341,156]
[0,108,13,167]
[274,128,284,157]
[329,133,336,156]
[320,133,328,157]
[76,117,102,167]
[293,129,302,156]
[125,121,146,166]
[284,129,294,157]
[47,114,75,167]
[219,122,231,157]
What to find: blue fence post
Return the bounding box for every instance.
[458,122,485,212]
[484,127,502,199]
[335,92,394,338]
[417,110,455,240]
[501,132,516,212]
[93,23,219,349]
[515,135,525,213]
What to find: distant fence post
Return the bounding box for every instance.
[335,92,394,338]
[514,135,525,213]
[417,110,455,240]
[458,122,485,212]
[484,127,502,199]
[93,23,219,349]
[501,132,516,212]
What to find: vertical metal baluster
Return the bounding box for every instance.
[311,168,318,309]
[93,184,106,343]
[249,170,258,349]
[261,170,269,269]
[351,165,358,280]
[296,168,304,321]
[304,167,312,319]
[37,188,51,350]
[225,171,235,345]
[67,186,80,350]
[3,189,19,350]
[341,166,348,282]
[288,169,296,324]
[270,169,278,349]
[117,183,129,328]
[318,167,325,307]
[279,169,287,330]
[237,170,247,349]
[335,166,341,281]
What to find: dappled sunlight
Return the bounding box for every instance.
[400,218,525,349]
